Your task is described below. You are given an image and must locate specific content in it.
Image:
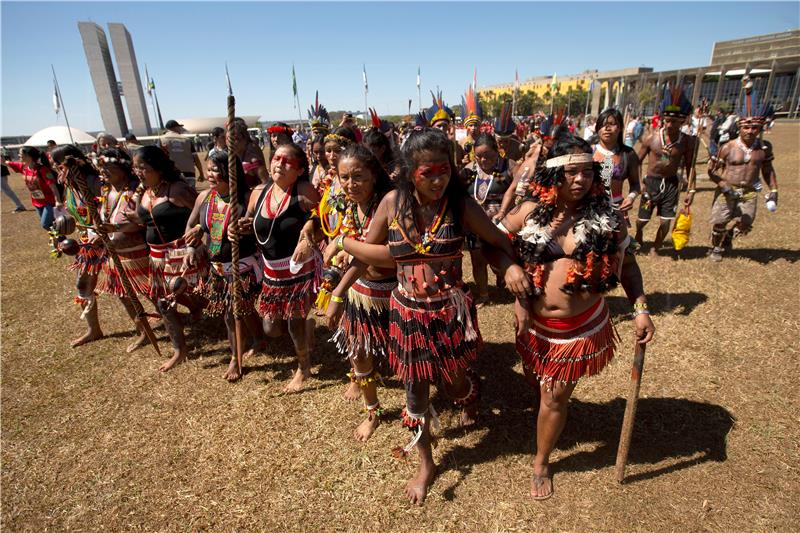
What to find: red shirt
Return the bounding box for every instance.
[6,161,57,207]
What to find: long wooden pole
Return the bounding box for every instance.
[615,342,646,483]
[225,65,245,378]
[66,164,162,357]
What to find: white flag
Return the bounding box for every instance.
[362,64,368,93]
[53,80,60,115]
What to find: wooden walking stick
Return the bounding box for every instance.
[615,341,646,483]
[225,64,246,378]
[65,161,162,357]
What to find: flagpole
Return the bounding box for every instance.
[584,77,593,117]
[51,65,75,145]
[145,65,157,133]
[417,66,422,112]
[363,64,369,128]
[292,64,303,129]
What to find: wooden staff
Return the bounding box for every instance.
[65,162,162,357]
[615,342,646,483]
[225,64,246,377]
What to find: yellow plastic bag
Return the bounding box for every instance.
[672,209,692,251]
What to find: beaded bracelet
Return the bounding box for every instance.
[633,309,650,317]
[330,295,344,304]
[336,235,345,251]
[633,302,648,311]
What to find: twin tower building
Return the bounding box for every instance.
[78,22,154,138]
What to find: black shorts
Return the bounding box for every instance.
[638,175,679,221]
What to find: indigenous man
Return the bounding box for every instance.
[685,92,777,261]
[459,85,483,166]
[635,86,694,256]
[494,101,527,163]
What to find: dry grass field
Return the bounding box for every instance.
[2,124,798,532]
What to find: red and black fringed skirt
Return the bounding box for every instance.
[70,242,107,277]
[516,297,619,391]
[256,255,320,320]
[148,238,203,299]
[98,244,150,297]
[194,257,261,319]
[331,277,397,361]
[388,285,482,384]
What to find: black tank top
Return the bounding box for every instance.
[137,185,192,244]
[200,192,257,263]
[253,183,309,260]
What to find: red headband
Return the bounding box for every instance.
[268,126,293,135]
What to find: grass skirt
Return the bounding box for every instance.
[331,277,397,361]
[388,285,481,384]
[516,298,618,391]
[147,238,202,299]
[256,255,320,320]
[98,245,150,297]
[69,243,107,277]
[194,257,261,319]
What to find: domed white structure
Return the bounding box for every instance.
[24,126,96,146]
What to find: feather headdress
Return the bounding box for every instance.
[307,91,331,134]
[738,87,773,126]
[425,90,454,126]
[461,86,483,127]
[494,101,515,136]
[368,107,391,133]
[659,84,692,118]
[539,108,566,139]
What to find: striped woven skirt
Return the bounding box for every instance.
[331,277,397,361]
[98,244,151,297]
[69,242,107,277]
[147,238,202,299]
[388,285,481,384]
[194,256,261,319]
[516,297,618,391]
[256,254,320,320]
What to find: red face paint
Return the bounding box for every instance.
[414,163,450,180]
[272,155,299,169]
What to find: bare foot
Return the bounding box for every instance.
[474,295,489,309]
[343,381,362,401]
[159,350,187,372]
[530,463,553,501]
[648,247,659,258]
[126,332,150,353]
[71,330,104,348]
[241,340,266,360]
[353,414,380,442]
[405,461,436,506]
[223,357,242,382]
[283,368,309,392]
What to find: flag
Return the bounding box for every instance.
[416,66,420,88]
[225,63,232,95]
[514,68,520,93]
[362,64,368,93]
[551,73,558,92]
[473,67,478,91]
[53,79,60,115]
[292,64,298,98]
[145,65,153,96]
[588,78,595,92]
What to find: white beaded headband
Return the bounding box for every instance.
[544,153,593,168]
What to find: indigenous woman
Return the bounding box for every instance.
[592,108,641,214]
[4,146,62,230]
[134,145,203,372]
[497,129,655,500]
[235,143,321,392]
[312,144,395,441]
[333,128,529,505]
[94,147,155,353]
[459,85,483,167]
[50,145,107,347]
[460,133,516,307]
[184,150,265,382]
[308,133,329,191]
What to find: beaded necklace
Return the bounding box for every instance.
[473,164,495,205]
[736,137,757,163]
[342,196,377,241]
[410,197,448,255]
[255,184,291,246]
[206,189,232,257]
[659,128,683,161]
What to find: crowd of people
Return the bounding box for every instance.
[0,81,779,504]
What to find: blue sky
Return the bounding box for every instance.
[2,1,798,136]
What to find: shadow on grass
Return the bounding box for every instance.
[433,341,733,499]
[668,245,800,264]
[607,291,708,318]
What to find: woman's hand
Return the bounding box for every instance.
[184,225,203,247]
[89,234,104,248]
[183,247,197,269]
[634,313,655,344]
[325,299,344,330]
[513,298,530,337]
[234,216,254,235]
[322,239,339,266]
[504,263,531,300]
[291,237,313,264]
